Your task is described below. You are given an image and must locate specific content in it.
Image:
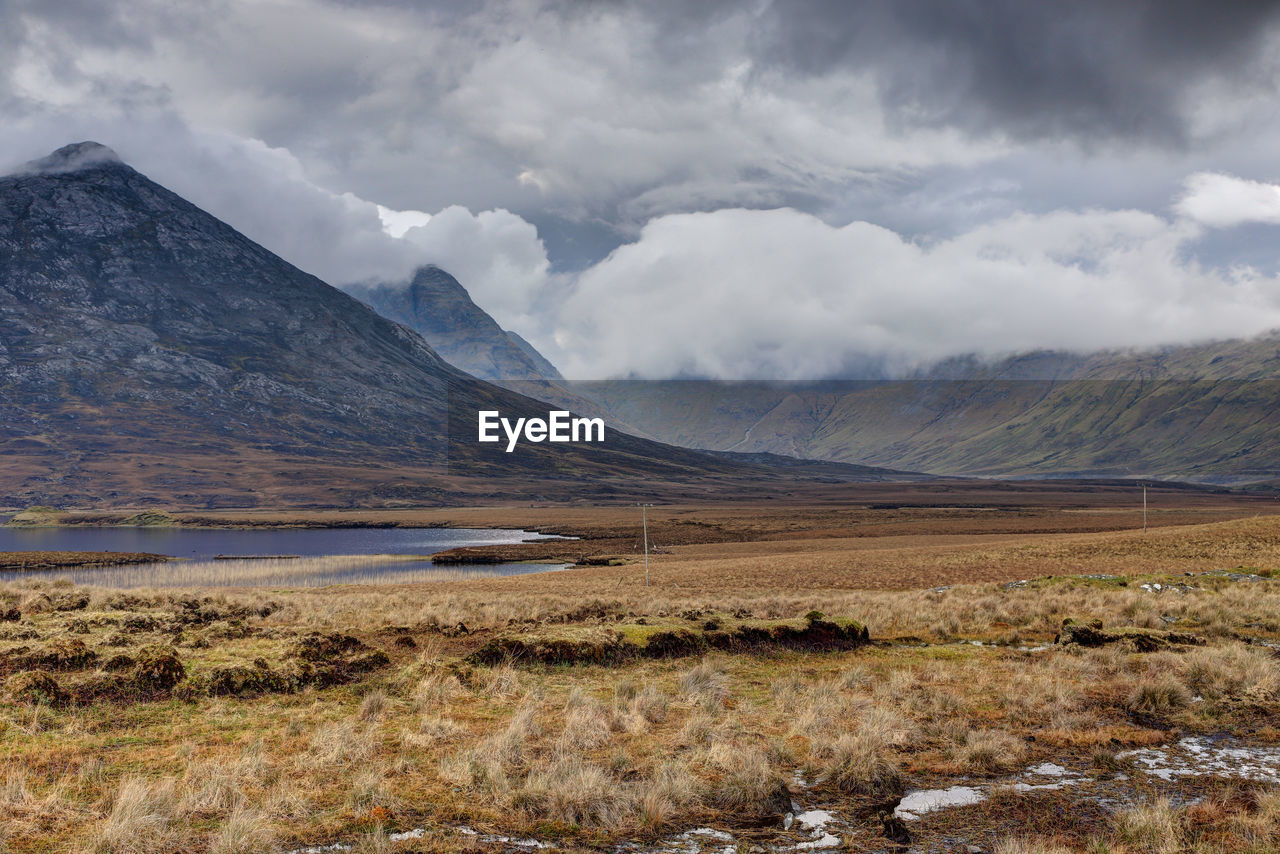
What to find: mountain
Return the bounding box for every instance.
[348,265,641,436]
[506,330,563,382]
[571,337,1280,484]
[346,265,563,383]
[0,142,915,508]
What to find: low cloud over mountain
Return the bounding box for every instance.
[5,1,1280,379]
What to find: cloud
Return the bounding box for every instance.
[1177,172,1280,229]
[0,0,1006,262]
[394,206,557,330]
[5,0,1280,381]
[551,205,1280,379]
[16,140,122,175]
[748,0,1280,146]
[376,206,431,239]
[144,133,559,331]
[7,0,1280,276]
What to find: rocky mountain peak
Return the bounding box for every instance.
[18,141,124,176]
[347,265,564,383]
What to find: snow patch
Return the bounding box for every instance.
[895,785,987,819]
[1122,737,1280,784]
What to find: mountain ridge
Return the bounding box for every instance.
[0,142,919,507]
[572,338,1280,485]
[346,265,564,384]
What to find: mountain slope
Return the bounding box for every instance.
[573,338,1280,484]
[348,265,642,436]
[346,266,563,383]
[0,143,914,507]
[507,330,563,381]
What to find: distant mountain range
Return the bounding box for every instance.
[0,142,915,507]
[2,141,1273,506]
[343,253,1279,484]
[332,216,1278,486]
[571,335,1280,484]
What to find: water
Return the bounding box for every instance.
[0,526,567,588]
[1120,736,1280,784]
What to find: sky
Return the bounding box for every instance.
[4,0,1280,378]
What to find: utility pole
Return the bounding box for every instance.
[639,503,651,586]
[1143,485,1148,534]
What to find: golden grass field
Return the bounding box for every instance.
[3,494,1280,853]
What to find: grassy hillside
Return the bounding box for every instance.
[572,336,1280,483]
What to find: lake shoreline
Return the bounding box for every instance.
[4,510,453,531]
[0,526,570,587]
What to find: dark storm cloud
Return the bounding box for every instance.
[1,0,152,47]
[748,0,1280,144]
[5,0,1280,379]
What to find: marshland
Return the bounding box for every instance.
[2,491,1280,853]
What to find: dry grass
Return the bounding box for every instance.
[678,659,730,707]
[94,776,178,854]
[209,805,274,854]
[1114,798,1184,854]
[1,510,1279,852]
[514,757,627,826]
[1126,676,1193,716]
[993,840,1076,854]
[956,729,1028,774]
[993,785,1280,853]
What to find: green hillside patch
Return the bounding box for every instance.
[5,506,64,526]
[469,612,869,666]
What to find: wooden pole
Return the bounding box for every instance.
[641,503,650,586]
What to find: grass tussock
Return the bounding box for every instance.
[1126,675,1193,716]
[994,785,1280,854]
[1114,798,1185,854]
[956,729,1028,774]
[95,776,179,854]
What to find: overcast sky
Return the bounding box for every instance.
[5,0,1280,378]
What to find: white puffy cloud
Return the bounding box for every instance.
[377,206,432,239]
[396,206,557,330]
[1176,172,1280,228]
[552,205,1280,379]
[167,136,560,333]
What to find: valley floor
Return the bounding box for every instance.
[3,494,1280,853]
